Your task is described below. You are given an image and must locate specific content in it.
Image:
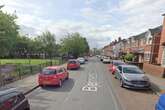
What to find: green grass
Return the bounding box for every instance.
[0,59,59,65]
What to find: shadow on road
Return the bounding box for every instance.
[126,88,154,95]
[41,78,75,92]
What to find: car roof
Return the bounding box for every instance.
[120,64,137,68]
[68,59,77,61]
[112,60,125,63]
[46,66,62,69]
[0,87,20,96]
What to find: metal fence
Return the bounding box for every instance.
[0,58,65,87]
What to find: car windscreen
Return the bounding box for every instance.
[41,68,56,75]
[123,67,143,74]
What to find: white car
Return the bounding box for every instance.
[77,57,85,64]
[103,57,111,63]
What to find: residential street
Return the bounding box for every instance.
[27,57,158,110]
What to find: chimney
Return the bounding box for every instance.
[118,37,121,42]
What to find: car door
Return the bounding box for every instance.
[14,93,29,110]
[57,68,65,80]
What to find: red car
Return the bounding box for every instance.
[67,59,80,70]
[38,66,69,87]
[108,60,125,74]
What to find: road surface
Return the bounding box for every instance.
[27,57,158,110]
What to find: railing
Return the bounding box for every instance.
[0,58,65,87]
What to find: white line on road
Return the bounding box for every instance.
[82,73,98,92]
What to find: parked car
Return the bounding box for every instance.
[84,56,88,61]
[0,88,30,110]
[100,56,105,61]
[102,57,111,63]
[67,59,80,70]
[155,94,165,110]
[77,57,85,64]
[38,66,69,87]
[114,65,150,89]
[108,60,125,74]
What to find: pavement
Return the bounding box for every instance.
[146,74,165,95]
[4,74,38,95]
[2,63,67,95]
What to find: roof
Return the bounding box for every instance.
[133,25,162,40]
[133,32,147,40]
[0,87,19,96]
[162,13,165,16]
[149,25,162,36]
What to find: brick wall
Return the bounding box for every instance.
[158,16,165,64]
[143,63,165,77]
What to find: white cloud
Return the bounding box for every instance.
[1,0,165,48]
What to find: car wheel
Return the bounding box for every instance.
[58,80,62,87]
[66,75,69,80]
[120,79,124,88]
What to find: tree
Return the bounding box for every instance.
[0,10,19,57]
[60,32,90,57]
[35,31,56,58]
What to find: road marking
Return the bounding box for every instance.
[82,73,98,92]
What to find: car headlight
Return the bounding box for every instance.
[123,78,131,82]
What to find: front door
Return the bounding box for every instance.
[161,48,165,67]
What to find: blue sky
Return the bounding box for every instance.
[1,0,165,48]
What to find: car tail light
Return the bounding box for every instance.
[112,66,116,70]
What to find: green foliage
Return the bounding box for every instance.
[35,31,56,58]
[0,11,19,57]
[124,53,134,61]
[0,10,89,58]
[60,32,89,57]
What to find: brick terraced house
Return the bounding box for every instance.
[102,14,165,77]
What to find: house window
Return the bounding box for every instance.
[144,52,150,61]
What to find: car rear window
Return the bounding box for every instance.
[41,68,56,75]
[68,61,76,64]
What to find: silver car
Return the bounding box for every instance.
[114,65,150,89]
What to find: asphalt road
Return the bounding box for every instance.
[27,57,158,110]
[27,57,122,110]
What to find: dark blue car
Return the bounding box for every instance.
[156,94,165,110]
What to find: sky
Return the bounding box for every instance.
[1,0,165,48]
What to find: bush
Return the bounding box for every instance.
[124,53,134,61]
